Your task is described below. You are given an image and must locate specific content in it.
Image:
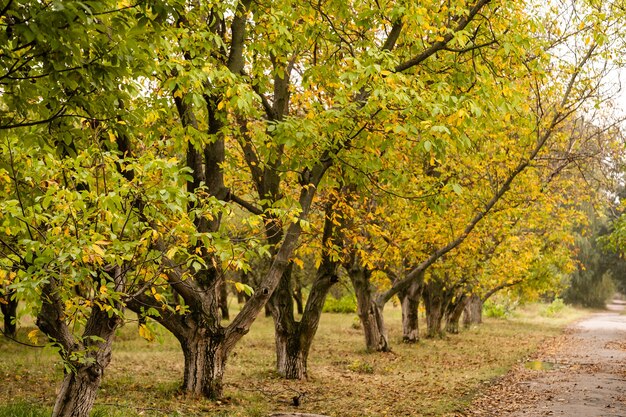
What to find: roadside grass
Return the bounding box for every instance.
[0,302,590,417]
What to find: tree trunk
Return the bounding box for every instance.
[1,289,17,337]
[350,267,389,352]
[398,280,422,343]
[275,328,307,379]
[179,331,228,399]
[52,364,105,417]
[463,294,483,327]
[269,263,308,378]
[423,281,445,339]
[445,294,467,334]
[271,201,340,380]
[37,277,121,417]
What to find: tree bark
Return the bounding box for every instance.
[423,280,446,339]
[270,200,340,379]
[463,294,483,327]
[0,288,17,337]
[36,276,122,417]
[275,327,307,379]
[269,263,308,379]
[52,363,106,417]
[445,294,467,334]
[398,279,422,343]
[179,330,228,398]
[350,266,389,352]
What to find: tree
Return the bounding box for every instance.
[0,2,152,416]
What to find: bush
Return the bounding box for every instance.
[542,298,566,317]
[323,294,357,313]
[483,298,519,318]
[347,359,374,374]
[563,270,616,308]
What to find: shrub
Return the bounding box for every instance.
[347,359,374,374]
[542,298,566,317]
[483,301,508,318]
[323,295,357,313]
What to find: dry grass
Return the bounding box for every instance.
[0,303,590,417]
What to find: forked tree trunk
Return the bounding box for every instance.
[269,263,302,378]
[398,280,422,343]
[271,202,340,380]
[270,264,325,379]
[350,267,389,352]
[179,331,228,398]
[279,265,338,379]
[463,294,483,327]
[445,294,467,334]
[37,277,121,417]
[1,290,17,337]
[52,363,107,417]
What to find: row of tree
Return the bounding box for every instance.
[1,0,625,416]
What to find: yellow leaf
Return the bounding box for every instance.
[151,287,164,302]
[100,285,108,294]
[138,324,155,342]
[27,329,40,343]
[165,247,178,259]
[91,244,105,256]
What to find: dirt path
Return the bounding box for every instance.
[465,301,626,417]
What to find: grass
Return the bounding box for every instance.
[0,302,590,417]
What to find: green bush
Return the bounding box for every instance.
[542,298,566,317]
[347,359,374,374]
[483,301,508,318]
[323,294,357,313]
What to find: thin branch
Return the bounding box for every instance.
[395,0,492,73]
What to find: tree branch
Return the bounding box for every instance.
[394,0,492,73]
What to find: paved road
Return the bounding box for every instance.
[466,301,626,416]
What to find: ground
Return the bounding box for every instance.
[464,300,626,417]
[0,302,596,417]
